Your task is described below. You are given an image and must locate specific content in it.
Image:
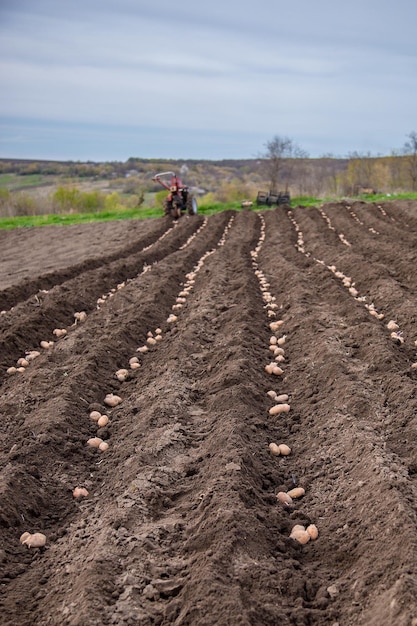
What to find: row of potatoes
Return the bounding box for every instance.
[8,222,184,378]
[84,219,214,464]
[288,211,417,367]
[6,312,87,376]
[17,218,214,548]
[344,204,379,235]
[82,216,233,462]
[251,214,319,546]
[79,217,234,476]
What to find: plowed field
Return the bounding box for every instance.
[1,201,417,626]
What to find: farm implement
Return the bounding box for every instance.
[153,171,198,219]
[256,190,291,207]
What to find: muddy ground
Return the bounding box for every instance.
[0,201,417,626]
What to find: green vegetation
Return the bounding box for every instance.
[0,206,160,230]
[352,191,417,202]
[2,193,416,231]
[0,173,47,190]
[289,196,324,207]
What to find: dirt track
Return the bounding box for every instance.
[1,201,417,626]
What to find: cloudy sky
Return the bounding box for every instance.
[0,0,416,161]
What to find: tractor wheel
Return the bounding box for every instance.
[163,198,180,219]
[186,196,198,215]
[172,196,183,219]
[163,198,172,216]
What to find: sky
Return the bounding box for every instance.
[0,0,416,162]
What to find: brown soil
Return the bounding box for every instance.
[1,202,417,626]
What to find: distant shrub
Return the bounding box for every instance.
[105,192,123,211]
[200,192,216,205]
[12,193,37,216]
[154,189,168,208]
[53,186,82,212]
[80,190,105,213]
[207,180,256,204]
[53,186,107,213]
[0,188,11,217]
[127,191,145,208]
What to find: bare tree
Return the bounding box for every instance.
[261,135,307,193]
[403,131,417,191]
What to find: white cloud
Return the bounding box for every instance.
[1,0,416,159]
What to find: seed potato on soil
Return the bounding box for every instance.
[1,203,417,626]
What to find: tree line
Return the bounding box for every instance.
[1,131,417,203]
[261,131,417,196]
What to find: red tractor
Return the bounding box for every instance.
[152,171,198,219]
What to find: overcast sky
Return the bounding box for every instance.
[0,0,416,161]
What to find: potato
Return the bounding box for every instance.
[26,351,40,361]
[275,394,289,402]
[99,441,109,452]
[147,337,157,346]
[267,390,277,399]
[306,524,319,540]
[74,311,87,323]
[291,524,305,533]
[290,526,310,544]
[270,321,284,333]
[73,487,89,498]
[269,403,290,415]
[87,437,103,448]
[97,415,109,428]
[104,393,122,407]
[278,444,291,456]
[115,369,129,382]
[391,331,404,345]
[17,358,29,367]
[40,340,51,349]
[53,328,67,338]
[20,532,31,544]
[130,361,140,369]
[7,367,17,375]
[287,487,305,499]
[89,411,101,421]
[268,443,281,456]
[269,404,289,415]
[276,492,293,506]
[269,336,278,345]
[22,532,47,548]
[277,336,286,346]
